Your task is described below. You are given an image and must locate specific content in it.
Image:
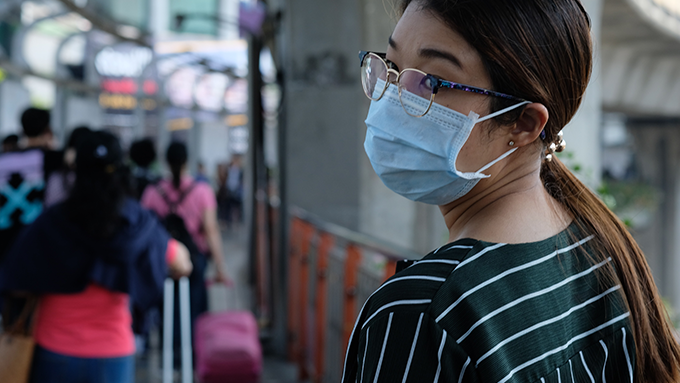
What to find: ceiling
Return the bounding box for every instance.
[601,0,680,116]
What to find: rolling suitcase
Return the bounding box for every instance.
[163,277,193,383]
[194,302,262,382]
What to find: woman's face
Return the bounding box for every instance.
[387,3,509,173]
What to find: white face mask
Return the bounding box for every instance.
[364,80,529,205]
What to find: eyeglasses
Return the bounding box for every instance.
[359,51,527,117]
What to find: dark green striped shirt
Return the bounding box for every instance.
[342,223,634,383]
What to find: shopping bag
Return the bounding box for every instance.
[0,297,39,383]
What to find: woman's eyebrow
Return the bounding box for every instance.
[419,48,463,69]
[388,35,398,50]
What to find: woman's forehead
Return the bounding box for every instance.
[389,3,482,74]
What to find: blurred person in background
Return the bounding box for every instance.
[0,107,63,259]
[141,141,231,350]
[195,161,210,184]
[225,154,244,225]
[0,131,192,383]
[342,0,680,382]
[44,126,92,207]
[1,134,19,153]
[216,163,230,224]
[129,137,161,200]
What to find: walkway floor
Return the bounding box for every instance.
[135,223,300,383]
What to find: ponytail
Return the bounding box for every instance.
[171,164,182,190]
[542,157,680,382]
[166,142,188,191]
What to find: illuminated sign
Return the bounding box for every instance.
[95,46,153,78]
[195,73,230,112]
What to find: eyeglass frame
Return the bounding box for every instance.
[359,50,528,117]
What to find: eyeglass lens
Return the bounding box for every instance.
[361,52,434,116]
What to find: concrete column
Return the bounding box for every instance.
[283,0,363,230]
[218,0,240,40]
[562,0,604,188]
[149,0,169,39]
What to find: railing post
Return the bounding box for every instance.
[383,259,398,282]
[313,232,334,383]
[342,244,362,357]
[297,222,315,380]
[286,218,302,360]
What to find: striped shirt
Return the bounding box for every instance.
[341,223,634,383]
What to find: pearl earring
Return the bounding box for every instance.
[508,141,515,147]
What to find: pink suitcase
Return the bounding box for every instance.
[194,310,263,383]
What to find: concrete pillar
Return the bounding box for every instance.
[562,0,604,188]
[282,0,363,230]
[149,0,169,39]
[218,0,240,40]
[628,123,680,314]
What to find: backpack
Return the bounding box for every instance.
[156,183,203,258]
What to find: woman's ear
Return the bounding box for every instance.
[510,103,549,146]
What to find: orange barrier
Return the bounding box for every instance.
[285,210,418,383]
[314,233,334,383]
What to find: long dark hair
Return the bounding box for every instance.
[166,141,188,190]
[399,0,680,380]
[65,131,128,239]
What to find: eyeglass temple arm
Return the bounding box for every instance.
[438,79,526,102]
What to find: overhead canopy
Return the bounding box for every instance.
[602,0,680,117]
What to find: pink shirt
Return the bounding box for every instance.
[141,177,217,254]
[35,239,180,358]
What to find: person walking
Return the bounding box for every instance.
[141,142,231,336]
[0,131,192,382]
[342,1,680,382]
[0,108,62,258]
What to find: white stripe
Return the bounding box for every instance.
[401,313,424,383]
[436,236,594,323]
[599,340,609,383]
[434,244,474,254]
[341,276,443,382]
[458,258,612,343]
[433,330,447,383]
[455,242,507,270]
[557,367,561,383]
[540,379,545,383]
[458,357,471,383]
[376,275,447,294]
[360,328,369,383]
[495,312,630,383]
[362,300,432,330]
[580,351,595,383]
[373,313,394,383]
[622,328,633,383]
[410,259,461,267]
[476,285,621,365]
[569,359,574,383]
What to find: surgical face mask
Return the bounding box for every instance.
[364,80,530,205]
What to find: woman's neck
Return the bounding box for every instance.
[440,165,572,244]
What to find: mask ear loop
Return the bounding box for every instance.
[473,101,531,176]
[477,101,531,123]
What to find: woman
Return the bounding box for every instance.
[141,142,230,326]
[342,1,680,382]
[44,125,91,207]
[0,131,192,382]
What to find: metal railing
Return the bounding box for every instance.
[286,207,420,383]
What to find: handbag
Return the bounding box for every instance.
[0,297,39,383]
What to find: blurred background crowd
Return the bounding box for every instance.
[1,0,680,382]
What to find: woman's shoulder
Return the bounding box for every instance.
[360,226,597,328]
[358,240,479,328]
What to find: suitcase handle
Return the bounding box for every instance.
[163,277,193,383]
